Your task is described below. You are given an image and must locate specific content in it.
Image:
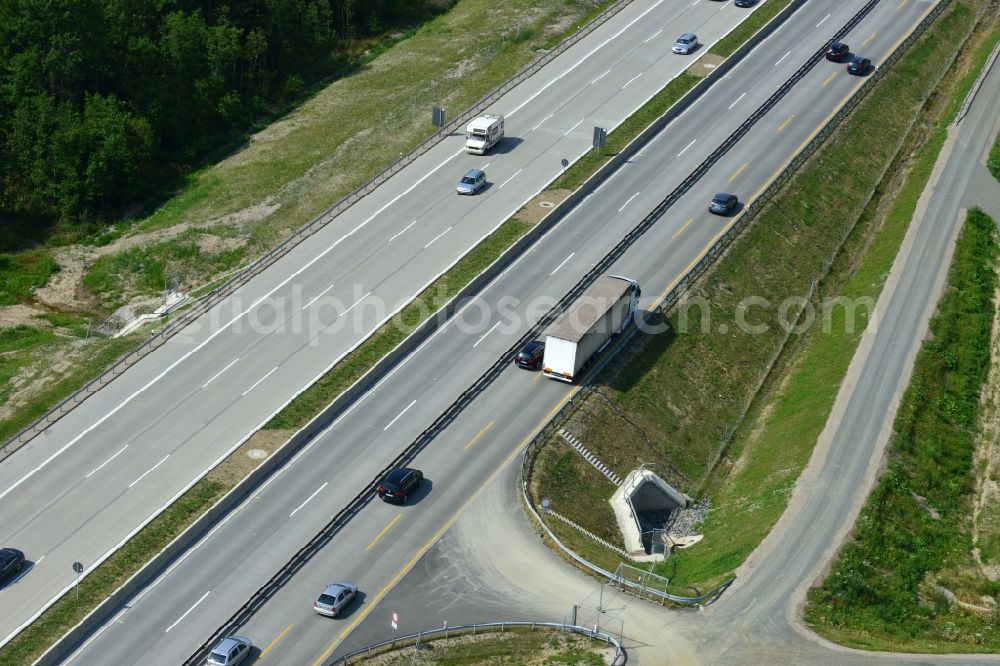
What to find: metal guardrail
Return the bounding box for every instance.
[181,1,928,661]
[0,0,637,460]
[330,621,626,666]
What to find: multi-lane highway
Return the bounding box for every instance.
[0,0,764,645]
[343,10,1000,665]
[55,1,947,664]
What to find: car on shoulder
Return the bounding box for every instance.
[708,193,738,215]
[377,467,423,503]
[514,341,545,369]
[825,41,849,62]
[314,582,357,617]
[672,33,698,55]
[847,56,871,75]
[457,168,486,195]
[206,636,251,666]
[0,548,25,582]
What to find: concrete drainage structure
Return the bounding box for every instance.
[610,469,690,562]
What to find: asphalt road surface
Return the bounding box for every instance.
[340,9,1000,666]
[0,0,763,645]
[57,1,948,665]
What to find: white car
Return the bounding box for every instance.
[672,33,698,55]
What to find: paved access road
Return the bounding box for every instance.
[59,1,944,665]
[341,5,1000,666]
[0,0,763,645]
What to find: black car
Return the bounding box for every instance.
[0,548,25,582]
[825,42,849,62]
[734,0,756,7]
[515,341,545,369]
[847,56,871,75]
[377,468,423,503]
[708,193,738,215]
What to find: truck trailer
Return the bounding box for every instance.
[465,114,505,154]
[542,275,641,382]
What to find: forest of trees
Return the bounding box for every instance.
[0,0,450,225]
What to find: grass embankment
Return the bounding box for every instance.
[0,480,225,664]
[354,629,607,665]
[804,209,1000,653]
[531,0,987,589]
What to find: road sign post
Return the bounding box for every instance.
[72,561,83,603]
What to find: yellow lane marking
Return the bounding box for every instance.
[862,32,877,47]
[777,114,794,132]
[365,514,402,551]
[728,163,748,183]
[311,389,576,666]
[897,0,909,9]
[672,218,694,240]
[259,624,293,658]
[822,71,837,87]
[464,420,495,450]
[532,370,544,382]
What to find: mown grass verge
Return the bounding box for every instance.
[0,479,225,664]
[529,0,985,592]
[804,209,1000,653]
[710,0,793,58]
[0,334,140,446]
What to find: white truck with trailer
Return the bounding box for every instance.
[465,114,505,154]
[542,275,641,382]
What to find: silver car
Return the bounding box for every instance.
[456,168,486,195]
[206,636,251,665]
[313,582,357,617]
[672,33,698,55]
